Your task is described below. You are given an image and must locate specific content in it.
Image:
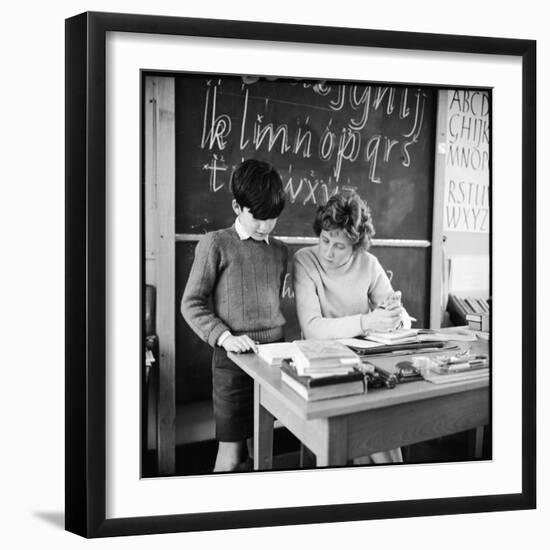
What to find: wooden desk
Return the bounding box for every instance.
[229,340,489,469]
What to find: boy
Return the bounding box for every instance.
[181,159,288,472]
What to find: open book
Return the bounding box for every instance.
[365,328,419,345]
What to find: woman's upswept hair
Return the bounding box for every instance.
[313,191,375,250]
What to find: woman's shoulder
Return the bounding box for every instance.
[355,248,381,263]
[294,246,319,265]
[352,248,384,271]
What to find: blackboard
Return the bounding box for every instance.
[175,75,436,239]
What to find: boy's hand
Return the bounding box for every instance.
[221,334,258,354]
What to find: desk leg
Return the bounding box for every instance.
[253,381,274,471]
[466,426,485,459]
[316,417,348,467]
[474,426,485,459]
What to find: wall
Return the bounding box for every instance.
[2,1,547,549]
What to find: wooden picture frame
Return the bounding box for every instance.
[65,11,536,537]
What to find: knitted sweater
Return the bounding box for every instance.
[293,245,394,339]
[181,226,288,347]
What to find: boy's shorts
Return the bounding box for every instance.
[212,333,283,442]
[212,347,254,442]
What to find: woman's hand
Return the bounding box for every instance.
[379,290,402,310]
[221,334,258,353]
[361,306,403,333]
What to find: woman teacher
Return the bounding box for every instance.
[293,191,409,340]
[293,191,408,464]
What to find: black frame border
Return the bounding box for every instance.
[65,11,536,538]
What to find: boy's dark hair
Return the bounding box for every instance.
[230,159,286,220]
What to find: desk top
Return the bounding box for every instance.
[229,338,490,421]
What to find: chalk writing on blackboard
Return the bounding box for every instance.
[199,80,427,202]
[281,273,295,300]
[175,75,435,239]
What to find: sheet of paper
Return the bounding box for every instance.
[449,254,489,296]
[441,328,479,341]
[257,342,297,354]
[256,342,298,362]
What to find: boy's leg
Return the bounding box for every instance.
[211,347,254,472]
[228,437,254,472]
[213,440,246,472]
[370,448,403,463]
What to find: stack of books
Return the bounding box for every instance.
[466,312,490,332]
[277,340,365,401]
[280,361,366,401]
[447,294,490,326]
[291,339,361,375]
